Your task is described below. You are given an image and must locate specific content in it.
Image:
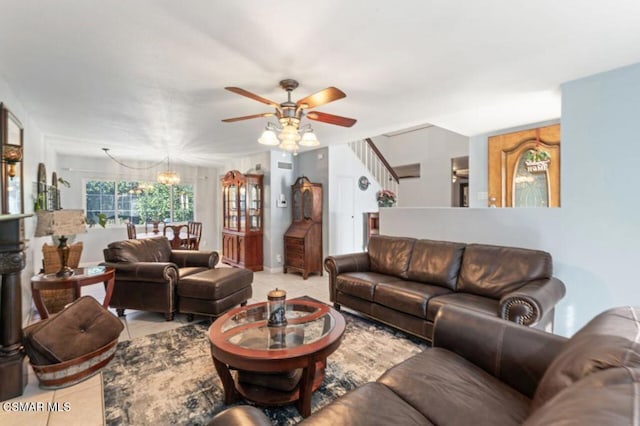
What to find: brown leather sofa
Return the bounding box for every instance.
[209,304,640,426]
[102,236,252,320]
[324,235,566,341]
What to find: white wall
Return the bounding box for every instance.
[381,62,640,337]
[373,126,469,207]
[268,151,295,271]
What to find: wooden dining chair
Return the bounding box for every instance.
[187,221,202,250]
[126,223,137,239]
[163,223,189,249]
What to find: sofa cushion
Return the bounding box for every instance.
[368,235,416,278]
[23,296,124,364]
[336,272,399,302]
[525,367,640,426]
[406,239,466,290]
[457,243,552,298]
[374,280,451,319]
[426,292,499,322]
[378,348,530,426]
[104,237,172,263]
[302,382,432,426]
[531,306,640,411]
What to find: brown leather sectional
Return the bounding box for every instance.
[210,304,640,425]
[324,235,566,341]
[102,237,252,320]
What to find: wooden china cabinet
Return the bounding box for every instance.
[283,176,322,279]
[221,170,263,271]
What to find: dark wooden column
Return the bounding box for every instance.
[0,214,29,401]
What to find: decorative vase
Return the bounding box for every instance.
[378,200,395,208]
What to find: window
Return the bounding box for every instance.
[85,179,194,225]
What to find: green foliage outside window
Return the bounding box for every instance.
[85,179,194,225]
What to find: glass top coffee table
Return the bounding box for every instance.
[208,298,346,417]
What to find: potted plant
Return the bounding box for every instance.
[376,189,397,207]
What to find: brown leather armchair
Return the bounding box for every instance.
[102,236,218,320]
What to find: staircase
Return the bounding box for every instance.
[348,138,399,197]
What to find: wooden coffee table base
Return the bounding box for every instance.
[208,299,345,418]
[211,352,326,418]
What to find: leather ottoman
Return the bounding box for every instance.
[178,268,253,321]
[23,296,124,389]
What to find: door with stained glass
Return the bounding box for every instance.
[488,124,560,207]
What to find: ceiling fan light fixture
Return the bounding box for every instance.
[257,128,279,146]
[222,79,356,154]
[298,129,319,147]
[279,139,299,153]
[278,124,301,143]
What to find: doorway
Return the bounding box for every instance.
[334,176,355,254]
[488,124,561,207]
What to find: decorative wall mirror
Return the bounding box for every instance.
[1,103,24,215]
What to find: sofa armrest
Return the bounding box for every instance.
[102,262,179,283]
[324,252,371,302]
[499,277,566,327]
[433,304,567,398]
[170,250,218,269]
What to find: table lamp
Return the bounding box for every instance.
[35,210,87,277]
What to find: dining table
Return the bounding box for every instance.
[138,223,196,249]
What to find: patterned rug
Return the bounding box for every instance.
[102,311,427,425]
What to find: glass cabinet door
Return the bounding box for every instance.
[293,188,302,222]
[248,182,261,231]
[239,185,246,231]
[228,184,238,229]
[303,189,313,219]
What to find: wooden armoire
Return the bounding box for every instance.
[221,170,263,271]
[283,177,322,279]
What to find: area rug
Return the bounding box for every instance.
[102,311,427,425]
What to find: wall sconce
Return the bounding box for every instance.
[2,144,23,179]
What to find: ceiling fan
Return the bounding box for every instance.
[222,79,357,129]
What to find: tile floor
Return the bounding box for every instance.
[0,268,331,426]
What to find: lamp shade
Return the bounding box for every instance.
[35,210,87,237]
[299,130,320,147]
[258,129,279,146]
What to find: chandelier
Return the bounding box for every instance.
[102,148,180,185]
[157,158,180,185]
[257,120,319,154]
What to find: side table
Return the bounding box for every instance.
[31,266,115,319]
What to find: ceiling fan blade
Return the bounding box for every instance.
[222,112,274,123]
[307,111,357,127]
[296,87,346,109]
[225,87,279,107]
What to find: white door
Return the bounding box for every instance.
[335,176,355,254]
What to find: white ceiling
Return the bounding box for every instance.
[1,0,640,166]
